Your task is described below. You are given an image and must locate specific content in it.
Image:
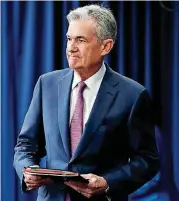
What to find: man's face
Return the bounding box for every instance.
[66,19,103,71]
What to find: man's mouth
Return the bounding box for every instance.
[70,55,79,58]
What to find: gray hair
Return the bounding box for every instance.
[67,4,117,43]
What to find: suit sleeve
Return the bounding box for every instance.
[13,76,46,191]
[103,89,160,196]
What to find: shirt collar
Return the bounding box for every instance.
[72,62,106,90]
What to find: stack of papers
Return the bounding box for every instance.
[23,167,89,183]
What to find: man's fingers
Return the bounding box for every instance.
[81,173,93,180]
[64,182,92,198]
[25,178,52,185]
[24,173,41,179]
[24,175,53,190]
[64,181,91,194]
[64,174,108,198]
[24,174,43,181]
[64,181,82,192]
[79,191,91,198]
[24,174,53,181]
[64,181,88,189]
[27,184,40,190]
[24,174,52,182]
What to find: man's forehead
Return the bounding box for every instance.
[67,25,96,38]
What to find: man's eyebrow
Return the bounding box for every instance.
[66,35,87,40]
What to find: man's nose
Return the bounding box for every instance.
[67,40,78,52]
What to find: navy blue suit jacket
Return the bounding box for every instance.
[14,65,159,201]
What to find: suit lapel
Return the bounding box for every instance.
[58,70,73,160]
[70,67,120,162]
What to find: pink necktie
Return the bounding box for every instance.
[66,82,86,201]
[70,81,86,155]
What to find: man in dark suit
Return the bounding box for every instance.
[14,4,159,201]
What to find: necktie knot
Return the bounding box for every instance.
[77,81,86,94]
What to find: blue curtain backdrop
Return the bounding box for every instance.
[1,1,179,201]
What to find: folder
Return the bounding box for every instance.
[23,167,89,183]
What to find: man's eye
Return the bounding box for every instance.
[67,38,71,41]
[78,39,85,43]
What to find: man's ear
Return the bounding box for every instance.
[101,39,114,56]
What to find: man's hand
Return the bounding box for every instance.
[24,174,53,190]
[64,173,108,198]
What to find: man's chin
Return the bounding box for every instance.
[69,65,80,69]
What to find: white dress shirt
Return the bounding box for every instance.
[70,63,106,128]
